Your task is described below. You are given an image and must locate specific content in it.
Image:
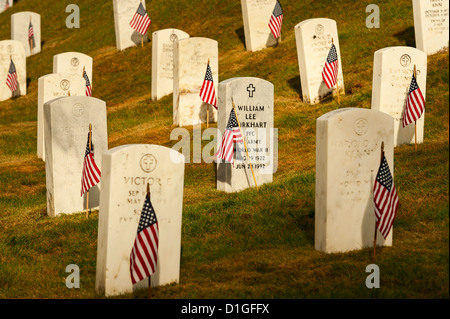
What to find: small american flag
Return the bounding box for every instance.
[215,108,244,163]
[373,154,399,239]
[28,21,35,49]
[130,2,151,36]
[83,70,92,97]
[130,193,159,284]
[322,43,339,89]
[80,132,101,196]
[6,59,18,93]
[402,73,425,128]
[268,1,283,39]
[199,63,217,109]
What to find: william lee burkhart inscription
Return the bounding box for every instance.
[216,77,275,193]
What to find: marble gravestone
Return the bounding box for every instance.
[295,18,345,104]
[113,0,150,51]
[315,108,394,254]
[0,40,26,101]
[216,77,276,193]
[240,0,279,52]
[173,37,218,127]
[53,52,93,89]
[371,46,427,147]
[11,11,41,57]
[44,96,108,218]
[37,73,86,161]
[96,144,185,297]
[412,0,449,55]
[151,28,189,101]
[0,0,12,14]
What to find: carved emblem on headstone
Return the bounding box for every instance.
[140,154,157,173]
[400,54,411,67]
[170,33,178,43]
[60,79,70,91]
[247,84,256,98]
[71,57,79,67]
[72,103,84,117]
[354,118,368,136]
[7,44,14,54]
[315,24,324,35]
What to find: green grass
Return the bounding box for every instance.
[0,0,448,299]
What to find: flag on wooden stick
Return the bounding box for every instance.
[130,2,151,36]
[215,108,243,163]
[268,1,283,39]
[402,71,425,128]
[83,68,92,97]
[373,152,399,239]
[80,131,101,196]
[199,62,217,109]
[322,43,339,89]
[130,191,159,284]
[28,21,35,50]
[6,59,18,93]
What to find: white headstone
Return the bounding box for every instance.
[53,52,93,89]
[37,73,86,161]
[315,108,394,253]
[173,37,218,127]
[151,28,190,101]
[0,0,12,14]
[0,40,26,101]
[11,11,41,57]
[240,0,279,52]
[295,18,345,104]
[216,77,276,192]
[371,46,427,147]
[95,144,185,297]
[412,0,449,55]
[44,96,108,218]
[113,0,150,51]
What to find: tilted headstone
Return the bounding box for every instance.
[53,52,93,89]
[240,0,279,52]
[11,11,41,57]
[216,77,276,192]
[0,40,26,101]
[0,0,13,14]
[173,37,218,127]
[44,96,108,217]
[95,144,185,297]
[371,46,427,146]
[112,0,150,51]
[412,0,449,55]
[295,18,345,104]
[151,28,190,101]
[37,73,86,161]
[315,108,394,253]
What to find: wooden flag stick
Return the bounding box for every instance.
[206,59,210,129]
[232,99,259,191]
[413,65,417,152]
[86,124,92,219]
[332,38,340,106]
[146,182,152,299]
[374,141,384,262]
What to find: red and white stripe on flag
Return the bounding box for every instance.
[402,74,425,127]
[80,152,101,196]
[268,1,283,39]
[199,64,217,108]
[215,128,242,163]
[129,3,151,35]
[322,60,338,89]
[6,72,18,92]
[373,155,399,239]
[130,195,159,284]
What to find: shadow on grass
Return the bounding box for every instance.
[393,26,415,47]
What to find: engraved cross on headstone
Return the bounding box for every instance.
[247,84,256,98]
